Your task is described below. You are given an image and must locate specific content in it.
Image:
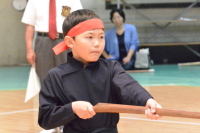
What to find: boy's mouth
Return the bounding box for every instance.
[91,51,100,53]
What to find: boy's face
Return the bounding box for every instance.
[66,28,105,65]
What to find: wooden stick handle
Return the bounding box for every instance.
[93,103,200,119]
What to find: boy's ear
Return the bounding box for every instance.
[64,36,74,48]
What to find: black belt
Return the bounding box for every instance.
[37,32,63,39]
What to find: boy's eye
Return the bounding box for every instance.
[101,36,104,39]
[87,36,92,39]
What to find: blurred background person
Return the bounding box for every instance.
[102,8,139,70]
[21,0,82,83]
[21,0,82,133]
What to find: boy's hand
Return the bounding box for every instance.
[145,98,162,120]
[72,101,96,119]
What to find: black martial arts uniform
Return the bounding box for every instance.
[38,53,153,133]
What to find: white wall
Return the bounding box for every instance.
[0,0,26,66]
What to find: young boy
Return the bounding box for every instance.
[38,9,161,133]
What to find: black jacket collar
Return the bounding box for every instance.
[58,52,99,75]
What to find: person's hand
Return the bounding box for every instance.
[123,56,131,65]
[145,98,162,120]
[106,55,114,59]
[26,49,36,66]
[72,101,96,119]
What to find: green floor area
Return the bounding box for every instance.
[0,65,200,90]
[130,65,200,87]
[0,67,30,90]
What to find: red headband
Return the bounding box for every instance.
[52,19,104,55]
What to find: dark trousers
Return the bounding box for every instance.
[35,36,67,83]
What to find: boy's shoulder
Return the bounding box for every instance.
[47,59,122,76]
[47,62,68,76]
[99,58,121,68]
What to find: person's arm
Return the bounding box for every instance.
[102,50,114,59]
[25,24,35,66]
[123,25,139,64]
[123,49,134,64]
[102,50,108,59]
[38,68,96,129]
[110,61,161,119]
[38,70,77,129]
[21,0,36,66]
[102,31,117,60]
[129,25,139,51]
[111,61,152,106]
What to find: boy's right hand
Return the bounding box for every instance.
[72,101,96,119]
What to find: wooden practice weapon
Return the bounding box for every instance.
[93,103,200,119]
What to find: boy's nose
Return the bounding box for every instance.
[94,40,100,47]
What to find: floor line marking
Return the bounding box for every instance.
[0,109,38,115]
[142,84,198,87]
[120,117,200,125]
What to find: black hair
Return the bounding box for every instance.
[62,9,100,37]
[110,8,125,23]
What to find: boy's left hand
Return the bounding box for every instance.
[145,98,162,120]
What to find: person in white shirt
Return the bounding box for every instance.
[21,0,82,133]
[22,0,82,83]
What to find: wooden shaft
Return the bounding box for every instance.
[93,103,200,119]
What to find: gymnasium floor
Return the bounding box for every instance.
[0,64,200,133]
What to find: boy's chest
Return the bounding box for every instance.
[61,70,111,105]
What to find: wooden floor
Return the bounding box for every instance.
[1,86,200,133]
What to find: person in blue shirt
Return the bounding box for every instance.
[102,8,139,70]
